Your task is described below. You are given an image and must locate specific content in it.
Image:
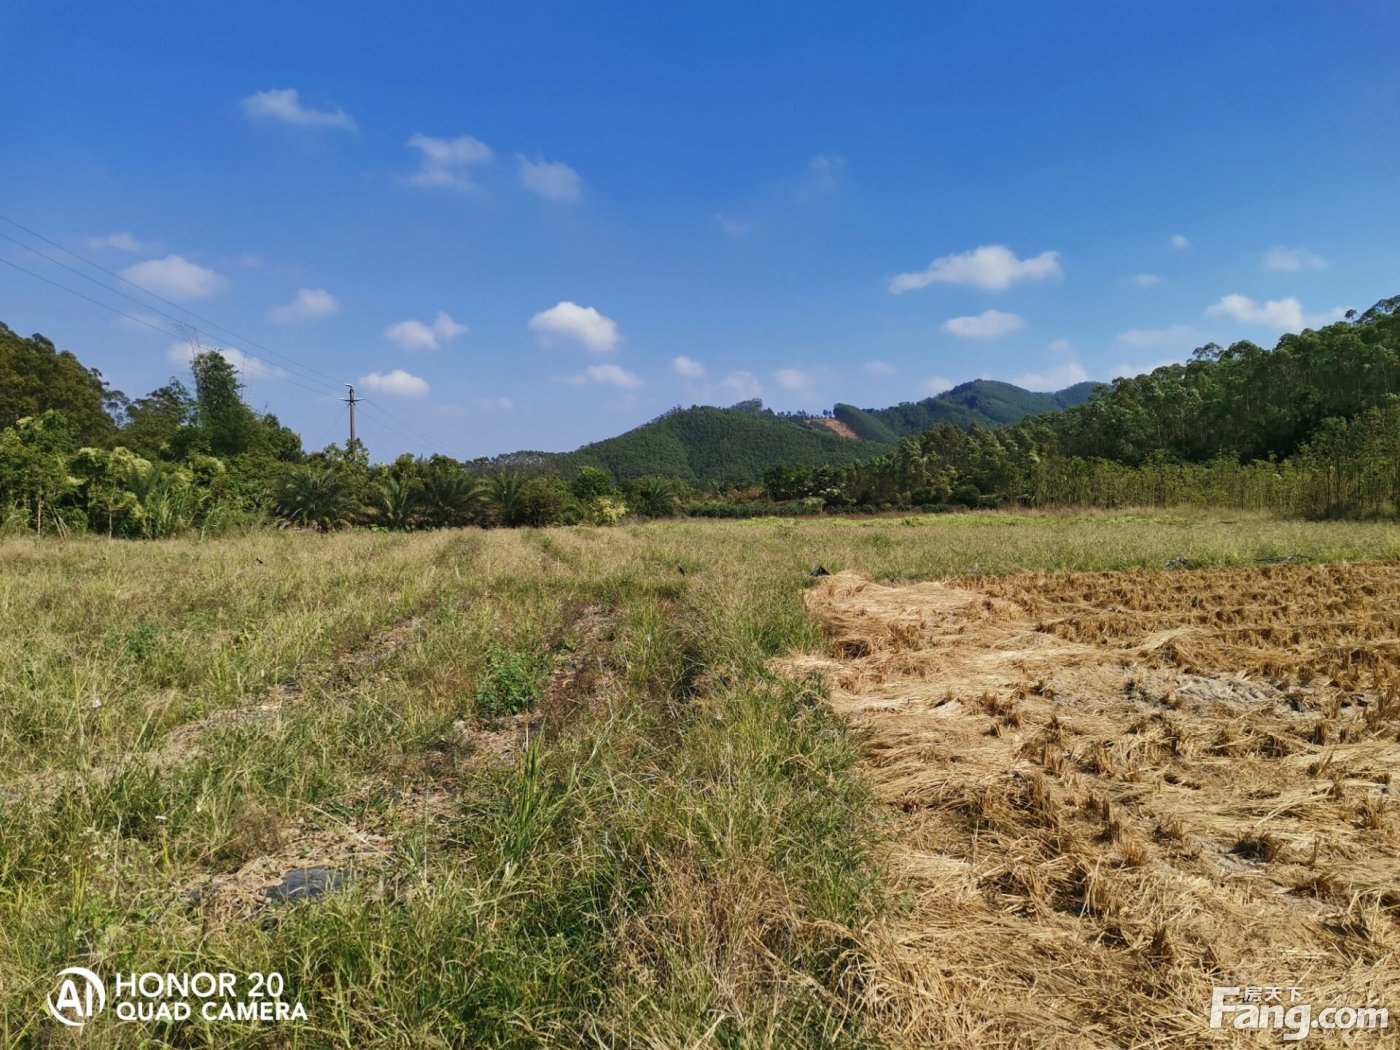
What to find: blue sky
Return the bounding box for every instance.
[3,1,1398,460]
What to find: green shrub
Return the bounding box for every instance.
[473,646,554,720]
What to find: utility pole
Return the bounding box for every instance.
[343,384,359,445]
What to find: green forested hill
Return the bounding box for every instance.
[833,379,1100,441]
[773,295,1400,518]
[559,405,891,483]
[474,378,1100,484]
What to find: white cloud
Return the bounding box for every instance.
[796,154,844,199]
[241,89,355,131]
[404,133,494,191]
[87,232,147,252]
[167,342,286,382]
[1010,362,1089,390]
[528,301,620,353]
[1111,359,1178,379]
[922,376,953,395]
[1116,324,1202,348]
[472,396,515,412]
[1170,234,1190,250]
[720,371,762,400]
[890,244,1062,294]
[775,368,814,394]
[1047,337,1074,353]
[360,369,430,398]
[672,355,705,378]
[1206,294,1347,330]
[714,213,747,236]
[1131,273,1162,288]
[864,360,896,376]
[518,156,583,202]
[583,363,644,389]
[268,288,339,324]
[1262,246,1328,272]
[122,255,226,300]
[385,311,468,351]
[942,309,1025,339]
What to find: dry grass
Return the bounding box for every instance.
[787,565,1400,1048]
[4,511,1400,1046]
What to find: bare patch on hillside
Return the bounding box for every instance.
[809,416,862,440]
[787,567,1400,1048]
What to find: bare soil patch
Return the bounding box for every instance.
[809,416,862,440]
[788,566,1400,1047]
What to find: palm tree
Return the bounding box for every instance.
[631,475,681,518]
[372,475,423,530]
[490,472,525,526]
[420,464,487,527]
[273,465,357,530]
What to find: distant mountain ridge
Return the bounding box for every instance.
[474,378,1101,483]
[833,380,1100,442]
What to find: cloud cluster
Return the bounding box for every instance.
[1262,246,1328,272]
[721,371,762,400]
[583,363,643,389]
[87,232,148,253]
[529,301,620,353]
[713,214,747,236]
[385,311,468,351]
[360,369,430,397]
[518,156,584,202]
[1207,294,1311,329]
[404,133,494,191]
[775,368,814,394]
[122,255,226,301]
[242,89,355,131]
[1010,362,1089,391]
[268,288,339,324]
[890,245,1062,294]
[795,154,845,200]
[942,309,1025,339]
[1116,323,1201,348]
[672,355,705,378]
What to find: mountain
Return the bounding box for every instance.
[833,380,1099,442]
[478,404,892,484]
[475,380,1101,483]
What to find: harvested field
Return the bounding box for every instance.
[790,564,1400,1047]
[7,515,1400,1046]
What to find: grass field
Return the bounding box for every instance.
[3,510,1399,1047]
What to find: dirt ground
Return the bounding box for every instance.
[787,564,1400,1047]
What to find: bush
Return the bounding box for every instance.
[686,501,819,519]
[473,646,554,720]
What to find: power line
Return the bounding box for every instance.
[356,402,434,453]
[307,402,349,451]
[0,229,344,396]
[356,401,436,454]
[2,213,450,457]
[358,397,441,450]
[0,213,350,389]
[0,256,337,400]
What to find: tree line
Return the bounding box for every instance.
[0,323,687,536]
[4,294,1399,537]
[760,296,1400,518]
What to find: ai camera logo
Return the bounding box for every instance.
[46,967,106,1027]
